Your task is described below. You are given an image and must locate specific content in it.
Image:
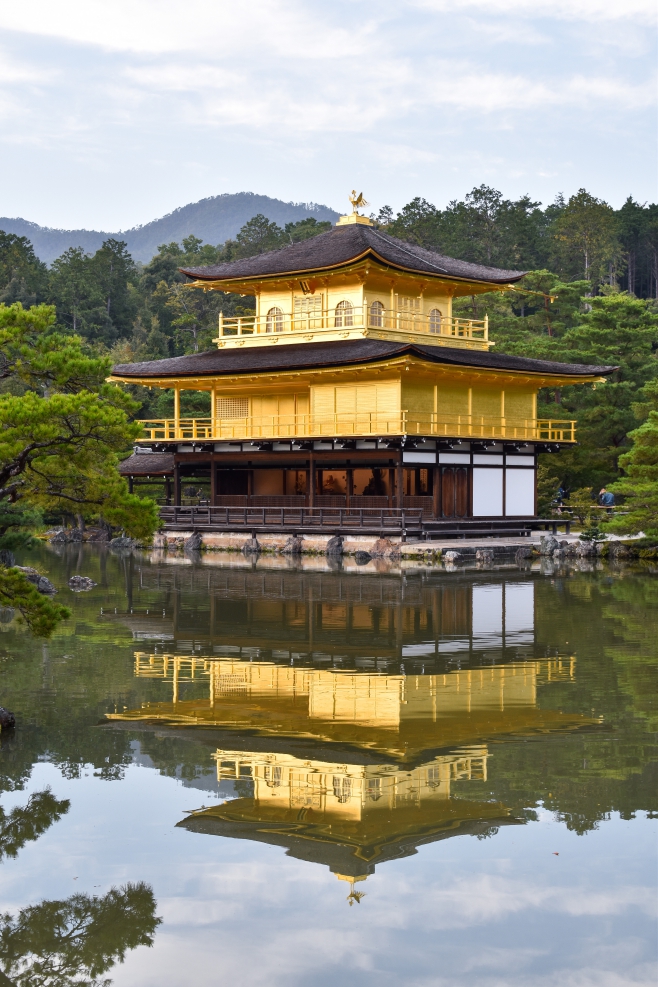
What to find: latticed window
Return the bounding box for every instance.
[369,300,384,327]
[429,308,443,333]
[216,397,249,419]
[294,295,322,329]
[427,765,441,788]
[332,775,352,803]
[398,295,420,330]
[295,297,322,313]
[264,765,283,788]
[334,300,353,327]
[266,306,284,333]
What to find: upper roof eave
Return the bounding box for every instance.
[180,247,526,288]
[178,224,527,287]
[110,339,617,384]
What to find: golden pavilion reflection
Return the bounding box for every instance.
[108,652,597,894]
[177,745,514,891]
[111,655,585,759]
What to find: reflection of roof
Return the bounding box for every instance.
[110,700,595,760]
[177,798,521,877]
[180,224,526,285]
[112,338,615,381]
[107,657,596,762]
[119,452,174,476]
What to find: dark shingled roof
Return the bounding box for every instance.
[112,339,615,380]
[119,452,174,476]
[180,223,526,285]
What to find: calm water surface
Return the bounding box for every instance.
[0,545,656,986]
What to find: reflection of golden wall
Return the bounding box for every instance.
[119,655,585,758]
[133,654,575,722]
[215,747,488,822]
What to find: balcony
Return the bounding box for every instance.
[136,413,576,444]
[213,307,489,350]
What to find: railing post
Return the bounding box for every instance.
[174,388,181,440]
[218,311,224,337]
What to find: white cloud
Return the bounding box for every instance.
[0,0,365,55]
[0,0,654,227]
[414,0,657,21]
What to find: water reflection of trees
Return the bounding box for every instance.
[0,790,69,864]
[0,784,160,987]
[0,882,161,987]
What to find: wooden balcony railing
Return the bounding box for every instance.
[214,308,488,343]
[137,413,577,443]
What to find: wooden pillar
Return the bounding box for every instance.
[309,452,316,508]
[210,389,216,438]
[346,467,353,509]
[209,457,217,506]
[433,465,440,518]
[388,467,395,508]
[128,476,134,494]
[396,455,404,509]
[172,658,179,705]
[165,476,172,505]
[173,463,181,506]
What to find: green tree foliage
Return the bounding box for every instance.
[616,197,658,298]
[0,235,47,307]
[48,241,136,347]
[234,213,286,257]
[0,567,70,637]
[0,789,69,864]
[536,463,561,516]
[529,294,658,488]
[0,883,161,987]
[378,186,658,296]
[607,380,658,537]
[0,303,157,537]
[550,189,621,286]
[0,302,157,631]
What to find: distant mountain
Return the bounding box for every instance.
[0,192,340,265]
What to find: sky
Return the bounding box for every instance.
[0,0,656,232]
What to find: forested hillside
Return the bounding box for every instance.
[1,185,657,494]
[0,193,339,264]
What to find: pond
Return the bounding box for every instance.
[0,544,656,986]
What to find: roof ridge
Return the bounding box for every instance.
[365,227,449,274]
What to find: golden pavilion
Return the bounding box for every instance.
[112,198,614,532]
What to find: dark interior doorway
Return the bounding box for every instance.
[218,470,250,495]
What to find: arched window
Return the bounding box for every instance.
[334,300,353,327]
[367,778,383,801]
[266,306,284,333]
[429,308,443,334]
[369,300,384,327]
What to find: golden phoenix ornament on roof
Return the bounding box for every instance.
[349,190,369,212]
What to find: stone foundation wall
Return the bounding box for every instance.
[153,530,404,557]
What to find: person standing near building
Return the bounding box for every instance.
[599,488,615,514]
